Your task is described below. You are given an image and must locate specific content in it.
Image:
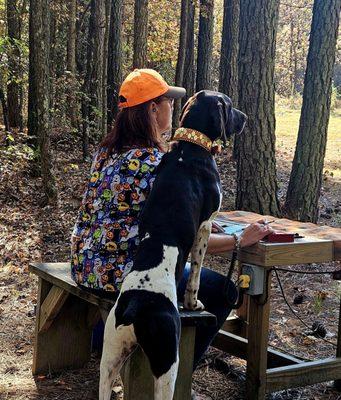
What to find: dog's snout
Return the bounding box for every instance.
[232,108,247,135]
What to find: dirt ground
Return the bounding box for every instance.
[0,127,341,400]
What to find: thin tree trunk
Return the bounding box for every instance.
[102,0,111,136]
[182,0,195,107]
[81,0,106,158]
[7,0,22,129]
[196,0,214,91]
[28,0,38,147]
[173,0,189,129]
[219,0,239,105]
[67,0,78,128]
[133,0,148,68]
[284,0,341,222]
[235,0,281,217]
[29,0,57,203]
[0,85,10,132]
[107,0,123,128]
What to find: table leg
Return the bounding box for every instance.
[246,270,272,400]
[334,296,341,391]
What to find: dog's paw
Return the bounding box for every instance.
[184,294,205,311]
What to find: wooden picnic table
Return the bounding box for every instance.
[213,210,341,400]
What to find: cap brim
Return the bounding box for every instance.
[165,86,186,99]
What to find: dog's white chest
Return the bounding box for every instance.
[121,245,178,306]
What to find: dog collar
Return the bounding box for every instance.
[172,128,222,154]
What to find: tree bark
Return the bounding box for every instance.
[219,0,239,105]
[67,0,78,128]
[29,0,57,203]
[28,0,38,147]
[7,0,22,129]
[81,0,106,158]
[235,0,281,216]
[133,0,148,68]
[107,0,123,128]
[284,0,341,222]
[196,0,214,91]
[173,0,189,129]
[182,0,195,107]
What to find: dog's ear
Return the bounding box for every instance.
[210,99,227,142]
[179,94,196,126]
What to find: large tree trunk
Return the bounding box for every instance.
[235,0,281,217]
[173,0,189,129]
[182,0,195,107]
[219,0,239,105]
[284,0,341,223]
[7,0,22,129]
[81,0,106,159]
[196,0,214,91]
[67,0,78,128]
[107,0,123,128]
[133,0,148,68]
[29,0,57,203]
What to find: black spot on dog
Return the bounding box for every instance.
[199,249,202,255]
[144,274,150,281]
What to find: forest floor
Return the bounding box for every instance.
[0,106,340,400]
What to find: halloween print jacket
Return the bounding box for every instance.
[70,146,164,292]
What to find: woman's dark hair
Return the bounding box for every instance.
[100,96,167,154]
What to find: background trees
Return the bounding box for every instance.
[284,0,341,222]
[235,0,281,217]
[0,0,340,220]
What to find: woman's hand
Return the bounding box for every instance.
[239,220,274,248]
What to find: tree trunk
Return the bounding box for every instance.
[7,0,22,129]
[196,0,214,91]
[219,0,239,105]
[107,0,123,128]
[102,0,111,136]
[29,0,57,203]
[235,0,281,217]
[28,0,38,147]
[182,0,195,107]
[133,0,148,68]
[81,0,106,158]
[173,0,189,129]
[67,0,78,128]
[0,85,10,132]
[284,0,341,223]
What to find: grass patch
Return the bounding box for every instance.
[276,106,341,178]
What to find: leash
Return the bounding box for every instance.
[224,251,247,309]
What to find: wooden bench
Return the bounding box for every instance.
[29,262,216,400]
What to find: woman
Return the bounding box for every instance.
[71,69,273,399]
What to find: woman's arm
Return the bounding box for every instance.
[206,221,274,255]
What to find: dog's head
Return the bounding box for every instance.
[179,90,247,144]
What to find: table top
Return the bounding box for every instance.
[217,211,341,267]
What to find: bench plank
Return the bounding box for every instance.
[29,262,217,326]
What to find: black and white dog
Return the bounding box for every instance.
[99,90,246,400]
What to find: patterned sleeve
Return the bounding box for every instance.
[125,148,163,197]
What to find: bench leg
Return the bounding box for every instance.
[121,326,195,400]
[246,270,271,400]
[32,278,93,374]
[334,297,341,391]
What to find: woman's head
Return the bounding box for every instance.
[101,69,185,154]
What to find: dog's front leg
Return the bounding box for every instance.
[184,220,211,310]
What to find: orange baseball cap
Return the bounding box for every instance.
[118,69,186,108]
